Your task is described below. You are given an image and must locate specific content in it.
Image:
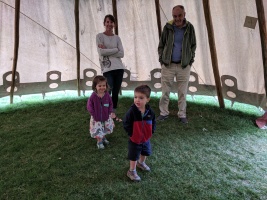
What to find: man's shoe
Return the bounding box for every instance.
[137,162,150,171]
[156,115,169,121]
[127,170,141,181]
[179,117,188,124]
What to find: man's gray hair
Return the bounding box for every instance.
[173,5,185,11]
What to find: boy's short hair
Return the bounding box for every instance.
[134,85,151,98]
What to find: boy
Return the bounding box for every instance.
[123,85,156,181]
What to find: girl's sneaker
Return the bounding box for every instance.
[97,142,105,149]
[127,170,141,181]
[102,138,110,145]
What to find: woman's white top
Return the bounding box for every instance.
[96,33,125,73]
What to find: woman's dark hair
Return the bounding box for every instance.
[92,75,109,92]
[103,14,116,24]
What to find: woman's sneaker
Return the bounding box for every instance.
[102,138,110,145]
[97,142,105,149]
[127,170,141,181]
[137,162,150,171]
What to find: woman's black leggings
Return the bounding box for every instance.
[103,69,124,110]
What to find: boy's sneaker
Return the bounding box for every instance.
[102,138,110,145]
[97,142,105,149]
[156,115,168,121]
[127,170,141,182]
[137,162,151,171]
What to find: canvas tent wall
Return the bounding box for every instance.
[0,0,266,110]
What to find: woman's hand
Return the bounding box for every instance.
[98,44,106,49]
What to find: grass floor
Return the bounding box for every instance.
[0,92,267,199]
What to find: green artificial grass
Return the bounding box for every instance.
[0,93,267,199]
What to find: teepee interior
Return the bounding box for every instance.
[0,0,267,111]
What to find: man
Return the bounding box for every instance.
[157,5,196,124]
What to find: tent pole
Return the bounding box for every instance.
[255,0,267,98]
[75,0,81,96]
[112,0,122,95]
[10,0,20,104]
[112,0,118,35]
[155,0,162,39]
[202,0,225,108]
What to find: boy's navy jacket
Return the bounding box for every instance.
[123,104,156,144]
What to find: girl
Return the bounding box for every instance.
[96,14,124,122]
[87,75,115,149]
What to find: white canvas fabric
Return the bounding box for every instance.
[0,0,266,109]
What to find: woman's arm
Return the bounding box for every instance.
[111,36,124,58]
[96,34,119,56]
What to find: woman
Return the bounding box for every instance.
[96,14,124,122]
